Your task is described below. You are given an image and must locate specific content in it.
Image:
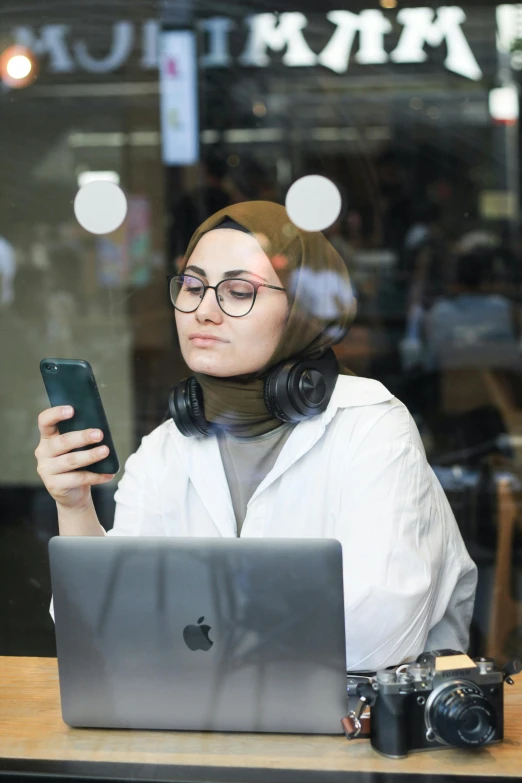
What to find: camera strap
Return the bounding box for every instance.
[341,681,377,740]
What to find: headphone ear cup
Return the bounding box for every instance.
[263,349,339,423]
[169,377,214,437]
[263,365,279,418]
[263,359,305,423]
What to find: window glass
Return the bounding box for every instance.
[0,0,521,669]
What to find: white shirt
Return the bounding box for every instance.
[51,376,477,671]
[50,375,477,672]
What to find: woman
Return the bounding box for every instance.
[36,201,477,671]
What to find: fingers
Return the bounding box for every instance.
[39,444,110,477]
[45,471,115,498]
[39,426,104,460]
[37,406,74,439]
[36,407,116,509]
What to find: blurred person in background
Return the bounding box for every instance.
[424,248,520,371]
[399,201,449,372]
[375,149,415,254]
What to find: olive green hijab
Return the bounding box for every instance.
[179,200,356,437]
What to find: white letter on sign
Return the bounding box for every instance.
[239,13,317,67]
[14,25,74,73]
[318,10,391,73]
[390,7,482,81]
[73,21,134,73]
[200,17,235,68]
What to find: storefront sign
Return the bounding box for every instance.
[13,6,483,81]
[159,30,199,165]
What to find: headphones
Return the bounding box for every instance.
[169,348,339,437]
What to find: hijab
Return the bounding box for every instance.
[179,200,357,437]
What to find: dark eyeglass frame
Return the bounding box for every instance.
[166,273,286,318]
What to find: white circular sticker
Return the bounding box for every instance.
[74,181,128,235]
[285,175,342,232]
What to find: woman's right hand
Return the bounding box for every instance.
[35,406,115,511]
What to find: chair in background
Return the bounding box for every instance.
[487,478,522,663]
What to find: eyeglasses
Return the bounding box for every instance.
[167,274,286,318]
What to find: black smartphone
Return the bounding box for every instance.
[40,358,120,475]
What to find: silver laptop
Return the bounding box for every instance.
[49,536,347,734]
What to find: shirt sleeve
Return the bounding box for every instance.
[109,432,166,537]
[338,403,477,671]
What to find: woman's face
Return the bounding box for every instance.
[175,229,289,377]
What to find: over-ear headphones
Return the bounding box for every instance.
[168,348,339,437]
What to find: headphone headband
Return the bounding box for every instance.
[169,349,339,437]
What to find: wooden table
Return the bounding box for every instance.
[1,657,521,782]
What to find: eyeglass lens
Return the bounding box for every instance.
[171,275,256,317]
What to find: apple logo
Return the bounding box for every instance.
[183,616,213,651]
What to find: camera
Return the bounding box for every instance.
[369,650,520,758]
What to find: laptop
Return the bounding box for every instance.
[49,536,347,734]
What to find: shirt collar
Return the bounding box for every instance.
[246,375,394,503]
[166,374,394,534]
[321,374,395,427]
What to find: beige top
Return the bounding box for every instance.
[217,423,296,535]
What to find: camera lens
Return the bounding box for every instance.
[460,712,481,733]
[427,682,496,748]
[44,363,58,372]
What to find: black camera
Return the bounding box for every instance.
[369,650,520,758]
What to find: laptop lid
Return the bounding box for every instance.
[49,536,347,734]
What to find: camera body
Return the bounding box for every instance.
[370,651,505,758]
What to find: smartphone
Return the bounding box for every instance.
[40,358,120,475]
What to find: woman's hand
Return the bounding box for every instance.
[35,406,115,512]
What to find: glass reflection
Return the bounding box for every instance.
[0,1,521,677]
